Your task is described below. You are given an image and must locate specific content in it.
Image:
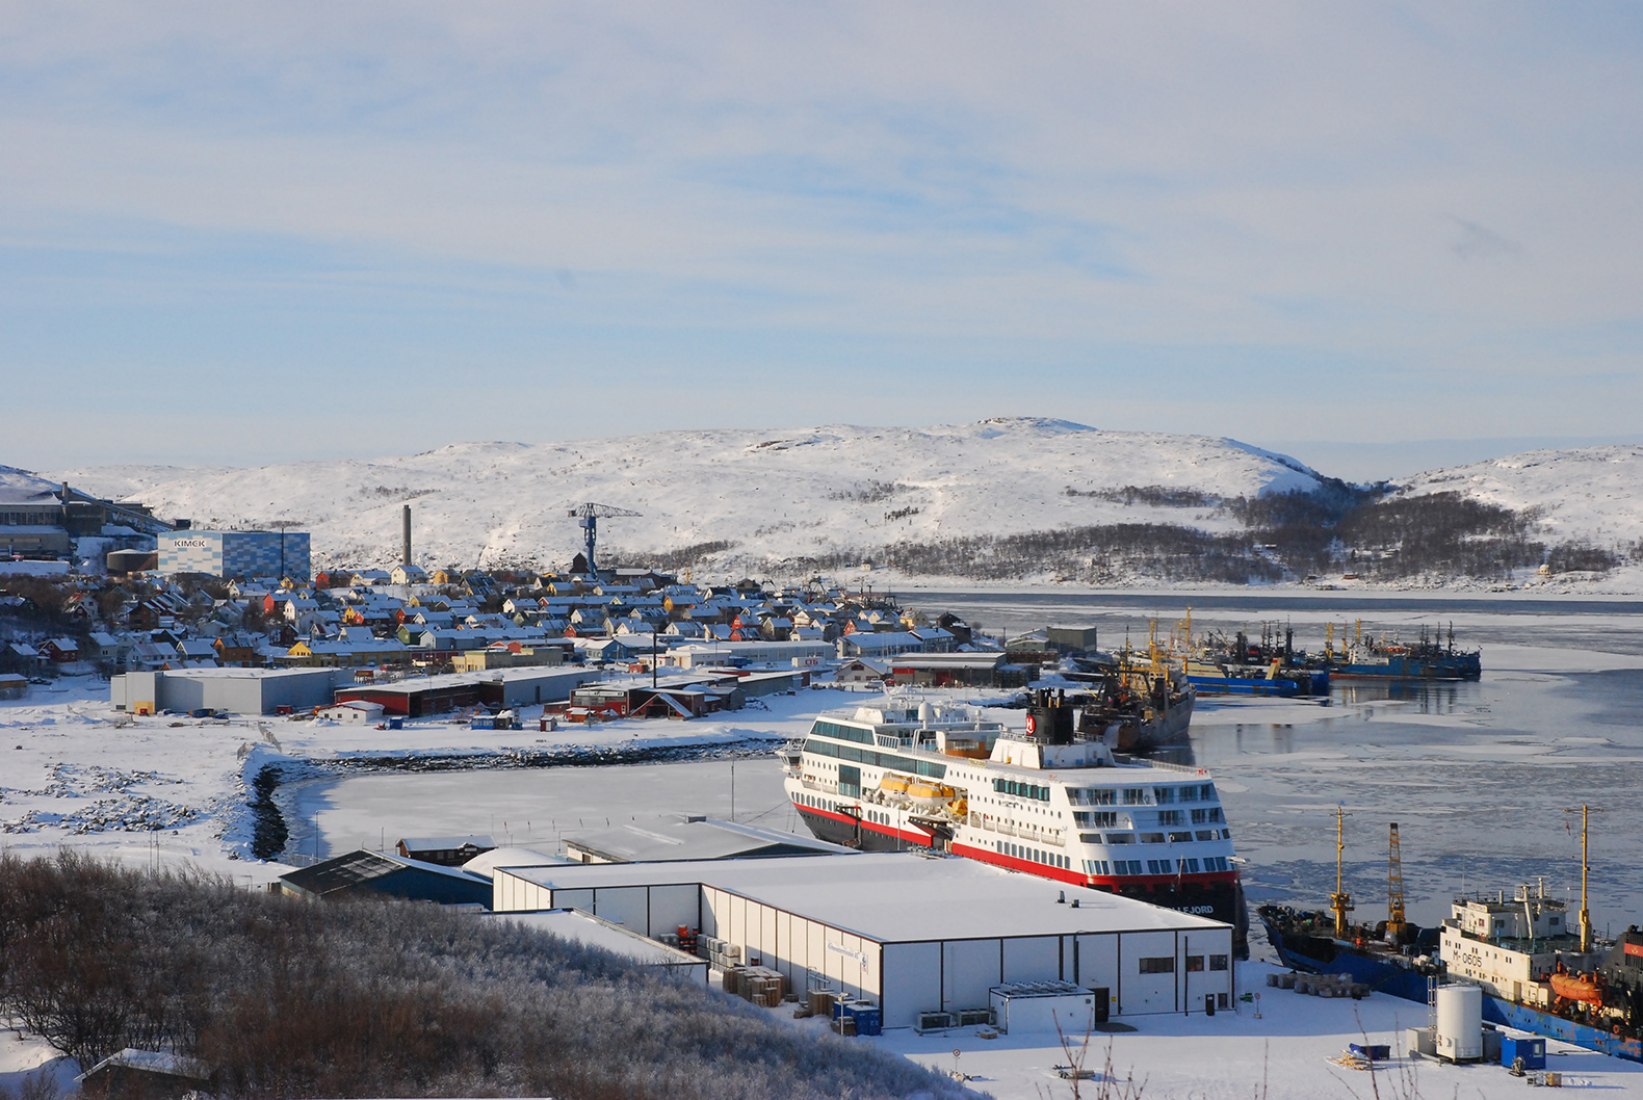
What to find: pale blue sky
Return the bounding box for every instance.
[5,3,1642,482]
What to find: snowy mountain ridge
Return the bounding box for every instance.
[19,421,1643,590]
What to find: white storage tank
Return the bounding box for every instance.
[1434,984,1483,1062]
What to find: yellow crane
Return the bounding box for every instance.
[1386,822,1407,942]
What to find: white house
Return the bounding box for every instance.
[317,700,386,724]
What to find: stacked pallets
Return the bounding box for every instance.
[699,934,742,971]
[732,965,788,1007]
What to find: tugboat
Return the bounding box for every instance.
[782,688,1246,948]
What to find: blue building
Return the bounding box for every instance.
[159,529,311,580]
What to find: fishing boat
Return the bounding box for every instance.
[781,688,1246,948]
[1060,646,1195,752]
[1177,617,1330,698]
[1324,621,1481,681]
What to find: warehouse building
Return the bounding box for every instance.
[333,666,602,717]
[490,852,1235,1029]
[159,529,311,580]
[885,651,1037,688]
[110,667,340,715]
[277,850,491,905]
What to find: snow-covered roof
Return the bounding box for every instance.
[460,845,566,878]
[400,833,494,851]
[501,852,1224,943]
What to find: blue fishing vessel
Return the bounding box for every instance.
[1326,622,1481,680]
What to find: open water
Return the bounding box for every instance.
[907,591,1643,936]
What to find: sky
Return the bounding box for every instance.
[5,2,1643,482]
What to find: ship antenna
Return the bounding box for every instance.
[1329,805,1354,938]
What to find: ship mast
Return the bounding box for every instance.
[1564,803,1597,953]
[1329,805,1354,938]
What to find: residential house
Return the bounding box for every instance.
[40,637,80,664]
[175,638,220,665]
[390,563,428,586]
[87,630,128,667]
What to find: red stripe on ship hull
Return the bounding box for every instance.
[794,803,1237,893]
[949,842,1238,893]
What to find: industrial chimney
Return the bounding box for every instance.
[402,504,412,566]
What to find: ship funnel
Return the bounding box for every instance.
[1027,688,1075,745]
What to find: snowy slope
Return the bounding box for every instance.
[33,427,1643,588]
[0,464,63,499]
[1399,445,1643,549]
[43,420,1335,572]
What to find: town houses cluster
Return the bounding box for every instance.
[0,554,1021,712]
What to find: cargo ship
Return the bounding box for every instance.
[1258,813,1442,1000]
[1441,884,1642,1062]
[781,689,1246,946]
[1261,807,1642,1063]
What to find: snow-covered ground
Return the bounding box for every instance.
[5,659,1643,1098]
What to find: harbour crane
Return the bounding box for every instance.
[568,503,641,578]
[1386,822,1407,942]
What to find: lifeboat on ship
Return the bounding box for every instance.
[878,774,913,799]
[1550,971,1603,1005]
[906,780,958,809]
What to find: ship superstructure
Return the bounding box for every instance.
[781,691,1244,939]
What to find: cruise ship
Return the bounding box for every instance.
[781,690,1246,944]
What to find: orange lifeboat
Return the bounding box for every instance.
[1549,972,1602,1004]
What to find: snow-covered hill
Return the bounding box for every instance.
[24,424,1643,590]
[40,420,1334,572]
[1396,445,1643,550]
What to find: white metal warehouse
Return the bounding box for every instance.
[491,851,1235,1029]
[110,667,340,715]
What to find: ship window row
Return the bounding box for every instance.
[1083,856,1226,876]
[1067,788,1117,806]
[1157,805,1221,827]
[1073,811,1118,828]
[803,738,947,778]
[812,719,877,745]
[999,840,1070,870]
[1083,858,1144,876]
[993,778,1050,802]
